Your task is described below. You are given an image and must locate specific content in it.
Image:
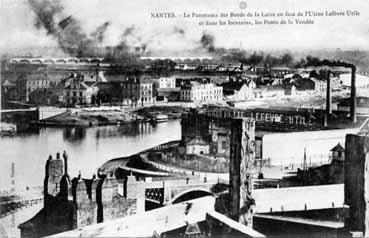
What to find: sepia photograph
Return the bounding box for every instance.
[1,0,369,237]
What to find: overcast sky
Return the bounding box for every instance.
[0,0,369,55]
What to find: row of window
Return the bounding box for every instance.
[66,91,84,97]
[27,81,49,85]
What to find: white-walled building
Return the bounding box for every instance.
[121,76,155,106]
[26,74,50,101]
[159,77,176,89]
[64,75,98,105]
[174,64,197,71]
[222,80,256,101]
[311,78,327,95]
[180,81,223,103]
[186,136,210,155]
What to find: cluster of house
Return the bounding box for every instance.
[3,69,369,107]
[2,72,224,107]
[220,72,337,102]
[173,63,243,72]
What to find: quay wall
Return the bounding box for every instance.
[262,128,359,167]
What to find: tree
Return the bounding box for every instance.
[263,54,279,74]
[309,70,319,79]
[295,58,307,68]
[281,53,294,67]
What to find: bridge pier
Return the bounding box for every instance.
[343,134,369,237]
[229,118,256,226]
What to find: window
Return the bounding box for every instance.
[222,141,227,149]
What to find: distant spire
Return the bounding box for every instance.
[303,147,307,171]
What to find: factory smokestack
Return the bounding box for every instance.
[324,71,332,127]
[305,58,357,123]
[326,71,332,115]
[350,66,357,123]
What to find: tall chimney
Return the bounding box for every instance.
[326,71,332,115]
[323,71,332,127]
[350,66,357,123]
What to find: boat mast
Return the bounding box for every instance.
[0,59,2,130]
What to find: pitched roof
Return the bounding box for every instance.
[221,81,245,92]
[330,143,344,152]
[64,81,96,90]
[27,73,48,81]
[187,136,209,146]
[3,80,15,87]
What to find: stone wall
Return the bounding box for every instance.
[19,155,142,238]
[181,110,256,224]
[74,179,98,228]
[101,178,137,221]
[229,118,256,224]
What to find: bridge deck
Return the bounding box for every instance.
[253,184,344,213]
[117,165,170,177]
[253,214,344,229]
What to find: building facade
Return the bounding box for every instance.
[121,77,154,106]
[311,78,327,95]
[64,75,98,105]
[180,82,223,103]
[26,74,50,101]
[159,77,176,89]
[222,80,256,101]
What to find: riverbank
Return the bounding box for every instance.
[100,139,229,181]
[36,110,146,127]
[37,105,192,127]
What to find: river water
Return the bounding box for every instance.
[0,120,181,191]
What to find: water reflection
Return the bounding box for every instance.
[0,120,181,190]
[95,122,157,139]
[63,127,87,143]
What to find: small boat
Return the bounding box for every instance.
[0,123,16,137]
[0,123,17,137]
[154,114,169,122]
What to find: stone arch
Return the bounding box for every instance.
[44,59,55,64]
[170,188,213,204]
[67,58,78,64]
[90,58,101,64]
[31,59,43,64]
[19,59,31,64]
[55,59,67,64]
[79,58,90,63]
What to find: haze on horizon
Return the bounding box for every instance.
[0,0,368,57]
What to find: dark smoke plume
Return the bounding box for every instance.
[305,56,354,68]
[27,0,143,63]
[200,32,215,53]
[29,0,63,35]
[91,22,111,43]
